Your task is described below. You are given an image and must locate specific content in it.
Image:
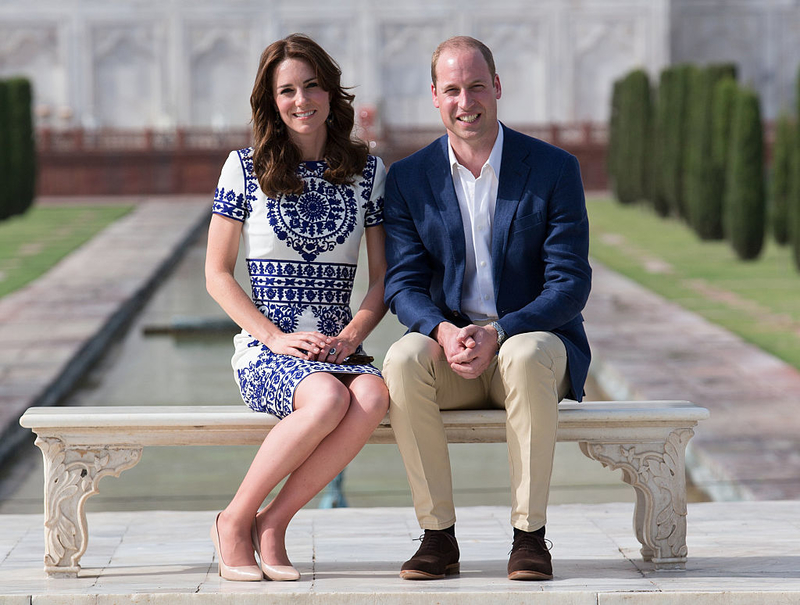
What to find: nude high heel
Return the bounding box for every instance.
[251,520,301,581]
[209,513,262,582]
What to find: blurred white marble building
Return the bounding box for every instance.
[1,0,797,194]
[5,0,795,132]
[0,0,800,129]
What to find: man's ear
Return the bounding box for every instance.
[432,83,440,108]
[494,74,502,100]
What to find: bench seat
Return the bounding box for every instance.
[20,400,709,576]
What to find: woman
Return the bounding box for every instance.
[205,33,389,582]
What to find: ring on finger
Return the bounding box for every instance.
[328,347,337,356]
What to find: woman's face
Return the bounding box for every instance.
[272,58,331,141]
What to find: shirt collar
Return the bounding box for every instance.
[447,122,504,178]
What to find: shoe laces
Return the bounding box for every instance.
[509,532,552,555]
[413,530,456,554]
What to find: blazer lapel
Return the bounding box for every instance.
[492,126,531,293]
[427,140,466,268]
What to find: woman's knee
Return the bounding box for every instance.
[350,376,390,421]
[294,376,351,430]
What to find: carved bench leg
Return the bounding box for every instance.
[579,428,695,570]
[34,436,142,577]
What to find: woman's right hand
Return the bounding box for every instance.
[207,215,330,360]
[264,331,332,360]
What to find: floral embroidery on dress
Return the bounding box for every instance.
[236,346,380,414]
[359,156,384,227]
[212,188,249,221]
[263,161,359,262]
[249,259,357,336]
[311,305,352,336]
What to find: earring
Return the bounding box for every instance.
[274,116,284,134]
[326,113,334,127]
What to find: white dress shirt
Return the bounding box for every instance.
[447,125,504,321]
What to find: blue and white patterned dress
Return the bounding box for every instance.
[212,147,385,418]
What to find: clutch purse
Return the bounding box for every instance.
[341,354,374,365]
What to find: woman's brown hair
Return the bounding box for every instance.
[250,33,368,196]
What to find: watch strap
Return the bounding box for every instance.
[490,321,508,348]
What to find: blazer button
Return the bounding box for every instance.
[452,310,460,317]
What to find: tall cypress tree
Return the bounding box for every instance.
[662,65,691,219]
[725,87,766,260]
[685,65,736,239]
[701,65,737,238]
[791,141,800,270]
[6,78,36,217]
[791,65,800,270]
[0,80,10,221]
[627,69,652,205]
[652,69,672,217]
[711,77,739,238]
[612,74,637,204]
[608,79,623,201]
[683,66,713,233]
[611,69,652,205]
[771,114,794,245]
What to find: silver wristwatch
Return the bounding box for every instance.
[490,321,508,349]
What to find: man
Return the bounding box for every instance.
[382,36,591,581]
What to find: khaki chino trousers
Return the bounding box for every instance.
[383,330,570,532]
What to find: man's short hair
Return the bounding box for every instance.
[431,36,496,88]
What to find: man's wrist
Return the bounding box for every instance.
[432,321,454,346]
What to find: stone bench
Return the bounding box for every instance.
[19,400,709,576]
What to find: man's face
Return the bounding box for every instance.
[432,47,501,146]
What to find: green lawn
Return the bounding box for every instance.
[587,197,800,370]
[0,204,134,298]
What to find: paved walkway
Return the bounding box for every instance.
[0,196,210,462]
[585,263,800,501]
[2,502,799,603]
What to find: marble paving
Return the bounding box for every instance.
[1,502,799,603]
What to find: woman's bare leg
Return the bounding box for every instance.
[254,374,389,566]
[216,373,352,568]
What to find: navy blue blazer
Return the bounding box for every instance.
[383,124,592,401]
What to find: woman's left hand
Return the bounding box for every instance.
[315,333,358,364]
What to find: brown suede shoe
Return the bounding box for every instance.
[400,530,460,580]
[507,530,553,581]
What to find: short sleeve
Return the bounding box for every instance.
[212,149,251,222]
[363,155,385,227]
